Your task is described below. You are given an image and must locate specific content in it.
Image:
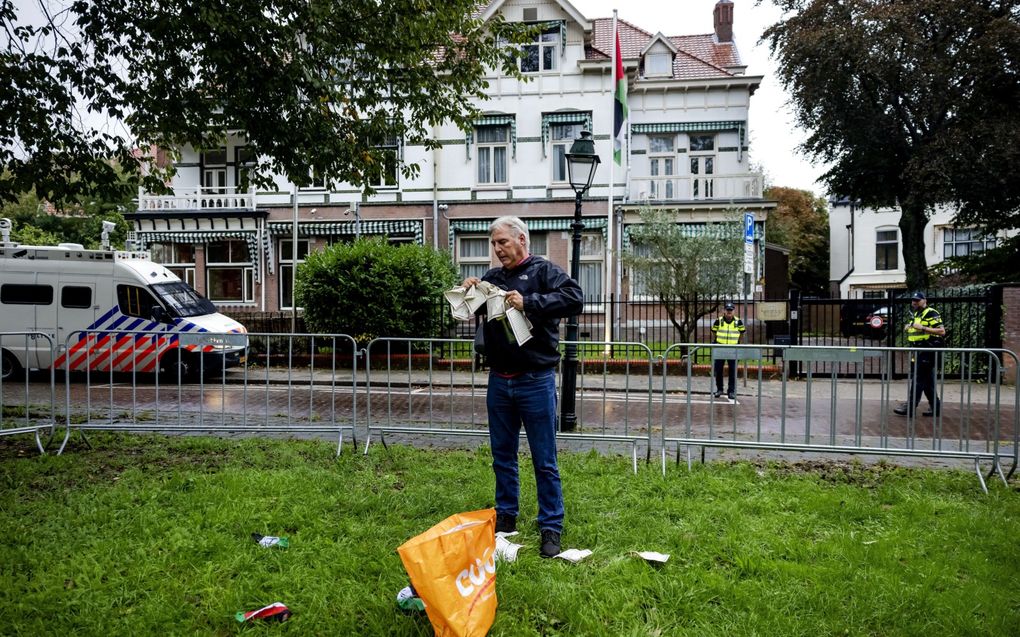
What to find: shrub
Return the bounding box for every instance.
[295,238,459,343]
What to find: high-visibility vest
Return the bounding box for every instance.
[906,306,943,344]
[712,317,745,345]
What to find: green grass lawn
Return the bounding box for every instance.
[1,434,1018,635]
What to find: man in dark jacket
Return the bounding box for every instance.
[461,216,583,558]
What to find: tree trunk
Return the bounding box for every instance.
[898,200,929,291]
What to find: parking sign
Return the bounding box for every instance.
[744,212,754,244]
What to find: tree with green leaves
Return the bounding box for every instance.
[622,208,743,354]
[1,191,129,248]
[763,0,1020,290]
[296,238,458,343]
[764,186,830,295]
[1,0,530,206]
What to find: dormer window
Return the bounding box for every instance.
[520,25,559,73]
[645,52,672,77]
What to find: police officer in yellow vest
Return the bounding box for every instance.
[711,302,746,400]
[894,291,946,417]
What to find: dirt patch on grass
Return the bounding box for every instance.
[741,458,909,487]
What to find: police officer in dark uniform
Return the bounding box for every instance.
[894,291,946,417]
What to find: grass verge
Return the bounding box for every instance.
[1,433,1018,635]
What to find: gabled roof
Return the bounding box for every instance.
[479,0,590,29]
[587,18,742,81]
[640,32,679,57]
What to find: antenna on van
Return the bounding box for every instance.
[0,218,12,246]
[101,220,116,250]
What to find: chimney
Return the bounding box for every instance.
[714,0,734,43]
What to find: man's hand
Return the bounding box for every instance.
[462,276,481,288]
[505,290,524,311]
[906,321,923,333]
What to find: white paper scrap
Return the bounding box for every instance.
[633,551,670,563]
[495,535,524,563]
[554,548,593,563]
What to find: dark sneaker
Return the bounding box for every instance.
[495,513,516,534]
[923,407,941,417]
[727,392,736,400]
[893,404,910,416]
[539,529,561,558]
[713,391,723,399]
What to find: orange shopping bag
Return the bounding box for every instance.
[397,508,497,637]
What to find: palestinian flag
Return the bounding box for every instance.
[613,23,628,165]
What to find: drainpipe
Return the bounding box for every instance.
[836,201,855,296]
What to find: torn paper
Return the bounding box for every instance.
[554,548,592,563]
[632,551,670,563]
[495,535,524,563]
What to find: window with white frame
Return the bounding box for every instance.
[150,242,196,287]
[205,240,254,303]
[943,227,996,258]
[458,236,491,280]
[645,52,672,77]
[279,239,310,310]
[627,239,658,300]
[648,135,675,199]
[520,25,559,73]
[476,125,509,185]
[368,134,399,188]
[301,170,326,190]
[569,232,604,302]
[201,148,227,193]
[551,123,584,183]
[689,134,715,199]
[875,228,899,270]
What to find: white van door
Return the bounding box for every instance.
[55,280,99,371]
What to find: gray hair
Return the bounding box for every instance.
[488,216,530,250]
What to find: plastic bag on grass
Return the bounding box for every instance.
[397,508,497,637]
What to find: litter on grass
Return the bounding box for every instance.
[396,585,425,613]
[554,549,592,563]
[632,551,670,563]
[495,535,523,563]
[251,533,289,548]
[235,602,290,623]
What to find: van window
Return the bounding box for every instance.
[61,286,92,309]
[151,281,216,318]
[1,283,54,305]
[116,285,161,320]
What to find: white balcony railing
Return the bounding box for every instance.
[137,186,256,212]
[630,172,764,202]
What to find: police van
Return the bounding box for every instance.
[0,219,246,380]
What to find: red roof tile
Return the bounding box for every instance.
[587,17,742,80]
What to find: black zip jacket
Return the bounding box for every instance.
[479,256,583,374]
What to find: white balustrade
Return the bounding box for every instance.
[138,186,255,211]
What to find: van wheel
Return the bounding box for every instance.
[1,350,22,382]
[160,352,197,382]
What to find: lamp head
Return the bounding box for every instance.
[565,130,601,195]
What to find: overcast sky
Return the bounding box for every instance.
[572,0,829,196]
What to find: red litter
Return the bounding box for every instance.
[235,602,291,623]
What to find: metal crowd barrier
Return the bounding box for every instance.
[659,343,1016,492]
[0,331,56,453]
[58,330,360,455]
[362,338,654,473]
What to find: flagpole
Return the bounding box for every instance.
[604,10,618,351]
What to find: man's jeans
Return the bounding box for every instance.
[487,368,564,534]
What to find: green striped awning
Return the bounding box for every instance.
[267,219,423,244]
[541,111,593,157]
[136,230,264,281]
[448,217,608,252]
[465,114,517,160]
[632,121,747,159]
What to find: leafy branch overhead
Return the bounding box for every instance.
[1,0,534,205]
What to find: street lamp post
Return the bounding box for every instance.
[560,130,600,432]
